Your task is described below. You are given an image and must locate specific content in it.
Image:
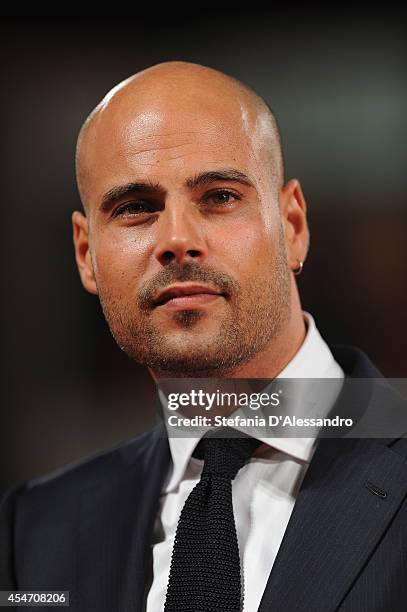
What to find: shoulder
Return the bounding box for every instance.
[329,344,384,378]
[0,424,166,514]
[329,343,407,451]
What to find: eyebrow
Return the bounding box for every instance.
[99,168,255,212]
[185,169,255,190]
[100,181,164,211]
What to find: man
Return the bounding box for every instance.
[1,61,407,611]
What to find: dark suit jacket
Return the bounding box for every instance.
[1,346,407,611]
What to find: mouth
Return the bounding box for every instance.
[153,284,225,310]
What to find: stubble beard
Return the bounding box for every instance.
[97,230,291,377]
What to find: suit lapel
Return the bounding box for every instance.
[258,436,407,611]
[259,346,407,612]
[76,424,170,612]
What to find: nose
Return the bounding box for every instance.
[153,202,207,266]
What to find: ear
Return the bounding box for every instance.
[279,179,310,273]
[72,211,98,295]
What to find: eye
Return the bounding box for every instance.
[112,200,156,218]
[204,190,240,207]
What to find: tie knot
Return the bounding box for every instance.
[193,428,261,479]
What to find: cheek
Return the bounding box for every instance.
[212,218,277,274]
[92,228,153,293]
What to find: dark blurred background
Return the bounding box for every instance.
[1,11,406,491]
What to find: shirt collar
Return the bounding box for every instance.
[158,311,344,493]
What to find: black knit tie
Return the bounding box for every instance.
[163,430,261,612]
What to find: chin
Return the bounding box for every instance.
[147,356,221,377]
[156,319,221,344]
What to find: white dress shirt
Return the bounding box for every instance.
[145,312,344,612]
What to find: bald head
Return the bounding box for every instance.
[72,61,310,378]
[75,61,284,212]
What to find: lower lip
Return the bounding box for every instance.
[157,293,223,310]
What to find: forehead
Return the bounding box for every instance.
[81,102,269,208]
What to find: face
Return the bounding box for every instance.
[74,96,296,377]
